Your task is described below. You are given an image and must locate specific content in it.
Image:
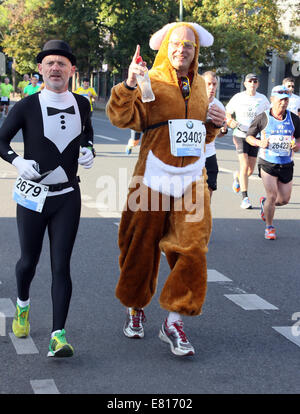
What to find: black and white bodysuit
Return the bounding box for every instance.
[0,89,93,331]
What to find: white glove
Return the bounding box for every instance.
[78,147,94,169]
[12,156,41,180]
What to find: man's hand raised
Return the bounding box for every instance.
[126,45,147,88]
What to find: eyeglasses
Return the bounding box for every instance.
[286,84,294,89]
[248,79,258,83]
[169,40,196,50]
[275,90,288,95]
[181,76,191,100]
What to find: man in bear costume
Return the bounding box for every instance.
[106,22,225,356]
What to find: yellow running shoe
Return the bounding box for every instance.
[47,329,74,357]
[12,304,30,338]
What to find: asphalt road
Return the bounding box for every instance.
[0,108,299,398]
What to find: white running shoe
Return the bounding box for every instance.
[159,319,195,356]
[123,308,146,338]
[240,197,252,209]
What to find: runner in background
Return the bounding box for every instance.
[74,78,98,117]
[125,130,142,154]
[24,75,41,96]
[0,77,14,118]
[226,73,270,209]
[17,74,30,99]
[282,77,300,117]
[246,85,300,240]
[202,71,228,199]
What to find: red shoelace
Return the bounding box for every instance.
[171,321,188,342]
[131,309,146,328]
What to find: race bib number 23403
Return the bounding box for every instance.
[168,119,206,157]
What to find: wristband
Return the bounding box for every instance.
[123,80,137,90]
[86,146,96,158]
[212,121,225,129]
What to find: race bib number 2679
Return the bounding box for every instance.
[13,176,49,213]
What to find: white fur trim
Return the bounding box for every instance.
[143,150,205,198]
[149,22,214,50]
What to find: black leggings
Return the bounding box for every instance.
[16,187,81,331]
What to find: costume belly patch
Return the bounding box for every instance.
[143,150,205,197]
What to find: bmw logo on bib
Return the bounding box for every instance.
[186,121,193,129]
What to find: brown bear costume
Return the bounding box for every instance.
[106,22,220,317]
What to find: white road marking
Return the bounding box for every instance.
[0,170,17,178]
[9,333,39,355]
[0,298,16,317]
[272,327,300,348]
[216,142,235,148]
[83,202,99,209]
[224,294,278,310]
[95,134,119,142]
[30,379,60,394]
[81,194,92,201]
[218,167,261,180]
[0,312,5,336]
[207,269,232,282]
[98,211,121,218]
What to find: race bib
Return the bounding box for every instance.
[13,177,49,213]
[1,96,8,102]
[268,135,292,157]
[168,119,206,157]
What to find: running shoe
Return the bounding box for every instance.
[260,196,266,222]
[47,329,74,357]
[159,319,195,356]
[265,226,276,240]
[232,171,240,193]
[12,303,30,338]
[125,138,136,155]
[125,145,132,155]
[123,308,146,338]
[240,197,252,209]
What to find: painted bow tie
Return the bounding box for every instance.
[47,106,75,116]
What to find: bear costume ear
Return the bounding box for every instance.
[149,22,214,50]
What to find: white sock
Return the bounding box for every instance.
[167,312,182,326]
[51,330,62,338]
[17,298,30,308]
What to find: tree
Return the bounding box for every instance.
[191,0,295,75]
[97,0,179,73]
[0,0,296,79]
[50,0,104,74]
[0,0,59,74]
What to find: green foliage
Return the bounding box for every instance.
[49,0,103,73]
[97,0,179,70]
[191,0,294,75]
[0,0,296,77]
[0,0,59,73]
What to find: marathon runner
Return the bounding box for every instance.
[202,71,228,199]
[0,40,95,357]
[246,85,300,240]
[226,73,270,209]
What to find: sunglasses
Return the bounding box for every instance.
[181,76,191,100]
[275,90,288,95]
[248,79,258,83]
[169,40,196,50]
